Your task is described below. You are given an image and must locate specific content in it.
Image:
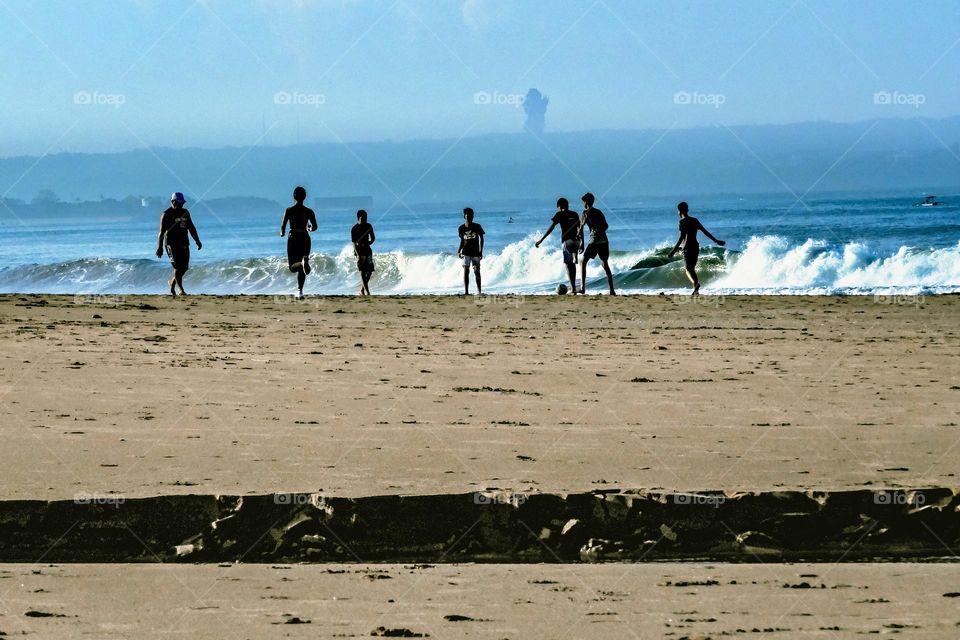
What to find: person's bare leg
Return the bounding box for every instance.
[168,274,177,296]
[361,272,371,296]
[175,268,187,295]
[463,266,470,295]
[601,260,616,295]
[566,263,577,294]
[579,259,588,294]
[474,267,482,296]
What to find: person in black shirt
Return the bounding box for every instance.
[351,209,376,296]
[155,191,201,296]
[577,192,615,295]
[535,197,580,294]
[667,201,725,295]
[458,208,485,295]
[280,186,318,299]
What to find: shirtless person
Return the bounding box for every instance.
[667,201,725,295]
[351,209,376,295]
[535,197,580,294]
[280,186,318,299]
[155,192,201,295]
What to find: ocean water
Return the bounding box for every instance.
[0,194,957,296]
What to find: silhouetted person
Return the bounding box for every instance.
[156,192,201,295]
[280,186,317,299]
[578,193,615,295]
[458,208,485,295]
[535,197,580,294]
[668,201,725,295]
[351,209,376,295]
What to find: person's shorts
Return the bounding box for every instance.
[683,245,700,271]
[165,243,190,270]
[462,255,482,268]
[562,239,579,265]
[357,254,375,273]
[582,242,609,262]
[287,231,311,272]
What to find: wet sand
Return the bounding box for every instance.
[0,293,958,499]
[1,562,958,638]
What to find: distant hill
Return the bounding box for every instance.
[1,117,958,207]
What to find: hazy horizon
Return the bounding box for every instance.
[1,1,959,157]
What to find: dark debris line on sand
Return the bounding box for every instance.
[0,488,957,563]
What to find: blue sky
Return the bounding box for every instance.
[0,0,957,156]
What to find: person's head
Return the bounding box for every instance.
[357,209,367,223]
[556,197,569,211]
[293,186,307,203]
[677,201,689,217]
[463,207,474,223]
[581,192,595,210]
[170,192,186,209]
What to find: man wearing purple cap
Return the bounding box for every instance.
[156,192,202,295]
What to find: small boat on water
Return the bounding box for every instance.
[914,195,944,207]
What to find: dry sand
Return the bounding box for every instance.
[0,293,958,500]
[1,562,958,638]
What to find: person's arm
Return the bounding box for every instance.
[156,213,167,257]
[457,230,465,258]
[307,210,317,232]
[368,225,375,245]
[186,212,202,250]
[699,221,725,246]
[577,215,587,252]
[535,221,557,248]
[667,231,684,258]
[280,209,288,237]
[479,230,485,259]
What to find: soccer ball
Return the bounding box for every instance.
[556,283,568,295]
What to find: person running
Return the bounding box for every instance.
[351,209,376,296]
[667,201,725,296]
[280,186,318,299]
[578,192,615,295]
[458,208,485,295]
[155,191,201,296]
[535,197,580,294]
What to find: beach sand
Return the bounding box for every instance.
[0,293,957,500]
[2,562,959,638]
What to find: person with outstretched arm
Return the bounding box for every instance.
[667,201,725,296]
[280,186,318,299]
[458,208,484,295]
[535,197,580,294]
[351,209,376,295]
[578,192,615,295]
[156,191,201,296]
